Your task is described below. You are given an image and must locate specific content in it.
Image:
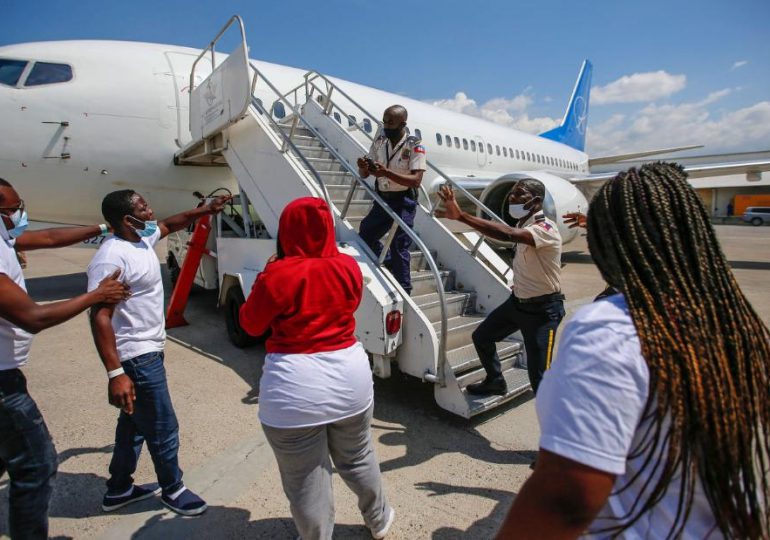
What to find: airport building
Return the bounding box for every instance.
[592,149,770,217]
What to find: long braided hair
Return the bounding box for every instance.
[586,162,769,538]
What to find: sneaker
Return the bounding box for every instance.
[161,487,207,516]
[466,376,507,396]
[371,507,395,539]
[102,484,160,512]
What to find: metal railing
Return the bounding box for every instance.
[246,62,451,386]
[282,70,515,276]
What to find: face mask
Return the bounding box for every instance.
[383,127,402,139]
[127,215,158,238]
[2,209,29,238]
[508,204,529,219]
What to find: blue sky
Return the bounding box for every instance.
[3,0,769,155]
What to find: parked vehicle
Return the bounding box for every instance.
[742,207,770,226]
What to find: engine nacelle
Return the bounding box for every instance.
[478,171,588,245]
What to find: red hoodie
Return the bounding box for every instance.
[239,197,363,354]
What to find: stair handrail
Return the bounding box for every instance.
[248,62,450,386]
[290,71,514,270]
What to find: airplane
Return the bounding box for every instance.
[1,39,768,245]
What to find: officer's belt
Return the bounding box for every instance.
[376,189,416,201]
[513,292,564,304]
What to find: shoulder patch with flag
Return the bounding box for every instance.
[538,221,553,231]
[414,144,426,154]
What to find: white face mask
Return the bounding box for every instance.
[508,203,529,219]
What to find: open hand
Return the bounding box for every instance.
[97,269,130,304]
[435,185,462,220]
[562,211,587,229]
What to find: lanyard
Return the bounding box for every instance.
[385,138,407,166]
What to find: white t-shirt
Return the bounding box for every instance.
[537,294,723,539]
[87,229,165,362]
[259,342,374,428]
[0,230,33,370]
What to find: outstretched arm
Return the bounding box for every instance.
[435,185,535,245]
[0,270,128,334]
[158,195,232,239]
[14,224,107,251]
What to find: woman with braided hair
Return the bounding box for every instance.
[497,162,768,539]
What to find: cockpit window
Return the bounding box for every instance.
[24,62,73,86]
[0,59,27,87]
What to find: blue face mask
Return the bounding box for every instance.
[127,215,158,238]
[3,209,29,238]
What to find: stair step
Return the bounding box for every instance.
[446,340,522,374]
[456,356,519,388]
[327,184,373,201]
[412,291,475,323]
[433,315,485,351]
[410,250,439,272]
[334,199,372,218]
[466,366,531,417]
[302,156,342,172]
[410,269,453,296]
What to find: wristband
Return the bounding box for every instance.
[107,367,125,379]
[99,223,109,236]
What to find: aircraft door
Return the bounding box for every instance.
[475,136,487,167]
[163,52,213,147]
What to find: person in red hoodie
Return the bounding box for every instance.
[240,197,394,540]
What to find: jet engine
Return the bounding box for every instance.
[477,171,588,245]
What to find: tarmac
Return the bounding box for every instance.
[3,224,769,539]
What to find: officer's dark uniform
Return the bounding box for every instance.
[359,131,427,294]
[471,211,565,394]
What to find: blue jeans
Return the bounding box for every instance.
[359,194,416,294]
[0,369,57,540]
[106,351,183,496]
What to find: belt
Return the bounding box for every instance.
[0,368,27,397]
[514,292,564,304]
[376,188,416,201]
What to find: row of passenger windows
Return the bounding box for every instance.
[266,98,582,172]
[435,132,581,170]
[0,59,74,88]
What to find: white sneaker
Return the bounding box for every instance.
[371,507,395,539]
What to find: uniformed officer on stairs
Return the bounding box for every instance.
[356,105,427,295]
[437,179,565,396]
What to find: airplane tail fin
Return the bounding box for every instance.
[539,60,592,152]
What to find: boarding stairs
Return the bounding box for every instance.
[175,16,530,417]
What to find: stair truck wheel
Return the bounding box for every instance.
[224,286,261,348]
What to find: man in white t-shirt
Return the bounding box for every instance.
[87,189,229,517]
[0,178,128,538]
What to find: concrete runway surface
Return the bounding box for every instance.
[2,225,768,539]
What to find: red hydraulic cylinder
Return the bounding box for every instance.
[165,214,213,329]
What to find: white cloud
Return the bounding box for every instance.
[592,71,686,105]
[430,91,559,134]
[429,85,769,158]
[732,60,748,70]
[588,90,770,155]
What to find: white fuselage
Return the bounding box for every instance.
[0,40,589,237]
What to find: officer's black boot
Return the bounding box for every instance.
[467,376,507,396]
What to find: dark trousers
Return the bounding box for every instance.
[359,194,416,294]
[107,351,183,496]
[0,369,57,540]
[472,295,565,394]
